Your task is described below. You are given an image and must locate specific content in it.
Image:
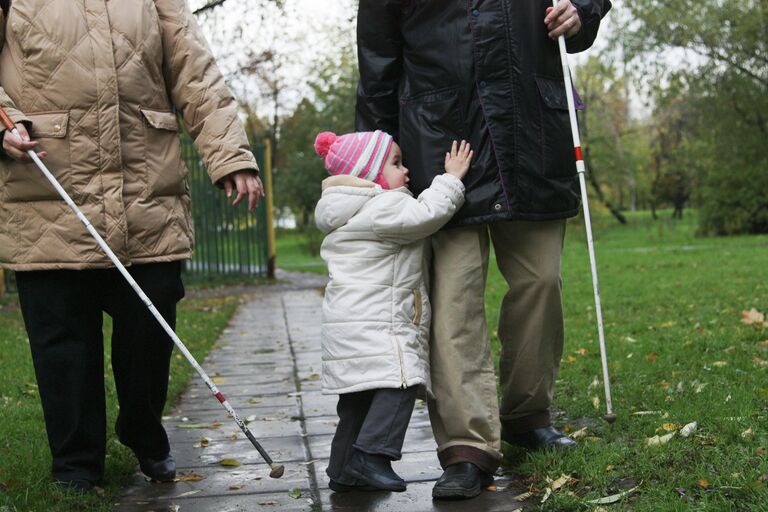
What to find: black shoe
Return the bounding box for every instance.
[342,451,406,492]
[504,426,577,451]
[52,478,95,492]
[138,453,176,482]
[432,462,494,500]
[328,479,379,493]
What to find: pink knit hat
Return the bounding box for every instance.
[314,130,393,188]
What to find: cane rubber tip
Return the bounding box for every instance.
[604,413,617,424]
[269,464,285,479]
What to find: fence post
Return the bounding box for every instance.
[263,138,277,279]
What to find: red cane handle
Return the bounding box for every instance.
[0,107,16,132]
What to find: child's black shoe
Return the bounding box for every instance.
[342,451,406,492]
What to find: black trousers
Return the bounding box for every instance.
[326,386,418,483]
[16,262,184,483]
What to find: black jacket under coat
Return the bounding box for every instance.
[356,0,612,225]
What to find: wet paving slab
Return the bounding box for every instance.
[116,286,531,511]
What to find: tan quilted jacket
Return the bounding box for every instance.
[0,0,258,270]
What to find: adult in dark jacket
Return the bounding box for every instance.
[356,0,612,499]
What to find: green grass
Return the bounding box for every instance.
[0,286,239,512]
[275,229,327,275]
[280,210,768,509]
[487,210,768,510]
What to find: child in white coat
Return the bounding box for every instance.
[314,130,472,492]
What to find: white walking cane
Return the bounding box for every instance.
[0,108,286,476]
[551,0,616,423]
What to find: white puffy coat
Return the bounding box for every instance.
[315,173,465,395]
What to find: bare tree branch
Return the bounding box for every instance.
[194,0,227,15]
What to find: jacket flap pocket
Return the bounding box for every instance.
[534,76,569,111]
[140,108,179,131]
[28,111,69,138]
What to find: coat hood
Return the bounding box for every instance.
[315,175,379,234]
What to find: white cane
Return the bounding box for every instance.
[0,108,286,476]
[551,0,616,423]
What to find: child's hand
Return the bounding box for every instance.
[444,140,472,180]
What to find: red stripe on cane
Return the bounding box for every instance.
[215,392,226,403]
[574,147,583,161]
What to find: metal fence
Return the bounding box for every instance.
[1,137,269,294]
[182,137,269,277]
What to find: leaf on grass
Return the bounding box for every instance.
[741,308,766,326]
[513,491,533,501]
[753,357,768,368]
[741,428,754,438]
[631,410,663,416]
[540,487,552,503]
[692,381,707,394]
[756,447,766,456]
[288,488,302,499]
[178,471,205,482]
[592,396,601,410]
[566,355,578,364]
[697,479,709,489]
[589,377,600,389]
[549,474,572,491]
[647,432,676,446]
[585,485,640,504]
[646,353,658,362]
[570,427,588,439]
[575,348,589,356]
[218,458,241,467]
[661,423,680,432]
[712,361,728,367]
[680,422,698,437]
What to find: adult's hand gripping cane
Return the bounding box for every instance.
[551,0,616,424]
[0,107,286,476]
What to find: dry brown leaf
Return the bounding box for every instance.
[576,348,589,356]
[178,471,205,482]
[741,308,766,326]
[697,479,709,489]
[229,484,244,490]
[193,437,210,449]
[258,501,279,506]
[210,422,223,429]
[756,447,766,456]
[566,355,578,364]
[646,352,659,362]
[226,432,239,441]
[513,491,533,501]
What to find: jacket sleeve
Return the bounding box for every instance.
[372,174,465,245]
[0,12,31,152]
[566,0,612,53]
[355,0,403,140]
[154,0,258,185]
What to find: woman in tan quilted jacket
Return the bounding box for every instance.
[0,0,262,490]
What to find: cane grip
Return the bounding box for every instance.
[0,107,16,132]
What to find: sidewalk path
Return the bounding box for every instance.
[116,275,526,511]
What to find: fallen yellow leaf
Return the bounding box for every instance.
[697,479,709,489]
[218,458,241,467]
[741,308,766,326]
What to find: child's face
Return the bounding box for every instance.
[381,143,409,189]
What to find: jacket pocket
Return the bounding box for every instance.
[2,111,71,203]
[399,87,465,193]
[534,76,576,178]
[140,107,187,197]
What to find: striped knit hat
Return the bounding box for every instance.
[314,131,393,188]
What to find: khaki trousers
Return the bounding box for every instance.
[427,220,566,473]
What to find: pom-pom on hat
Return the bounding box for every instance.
[314,130,393,187]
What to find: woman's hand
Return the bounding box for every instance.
[220,170,264,212]
[2,123,47,161]
[545,1,582,40]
